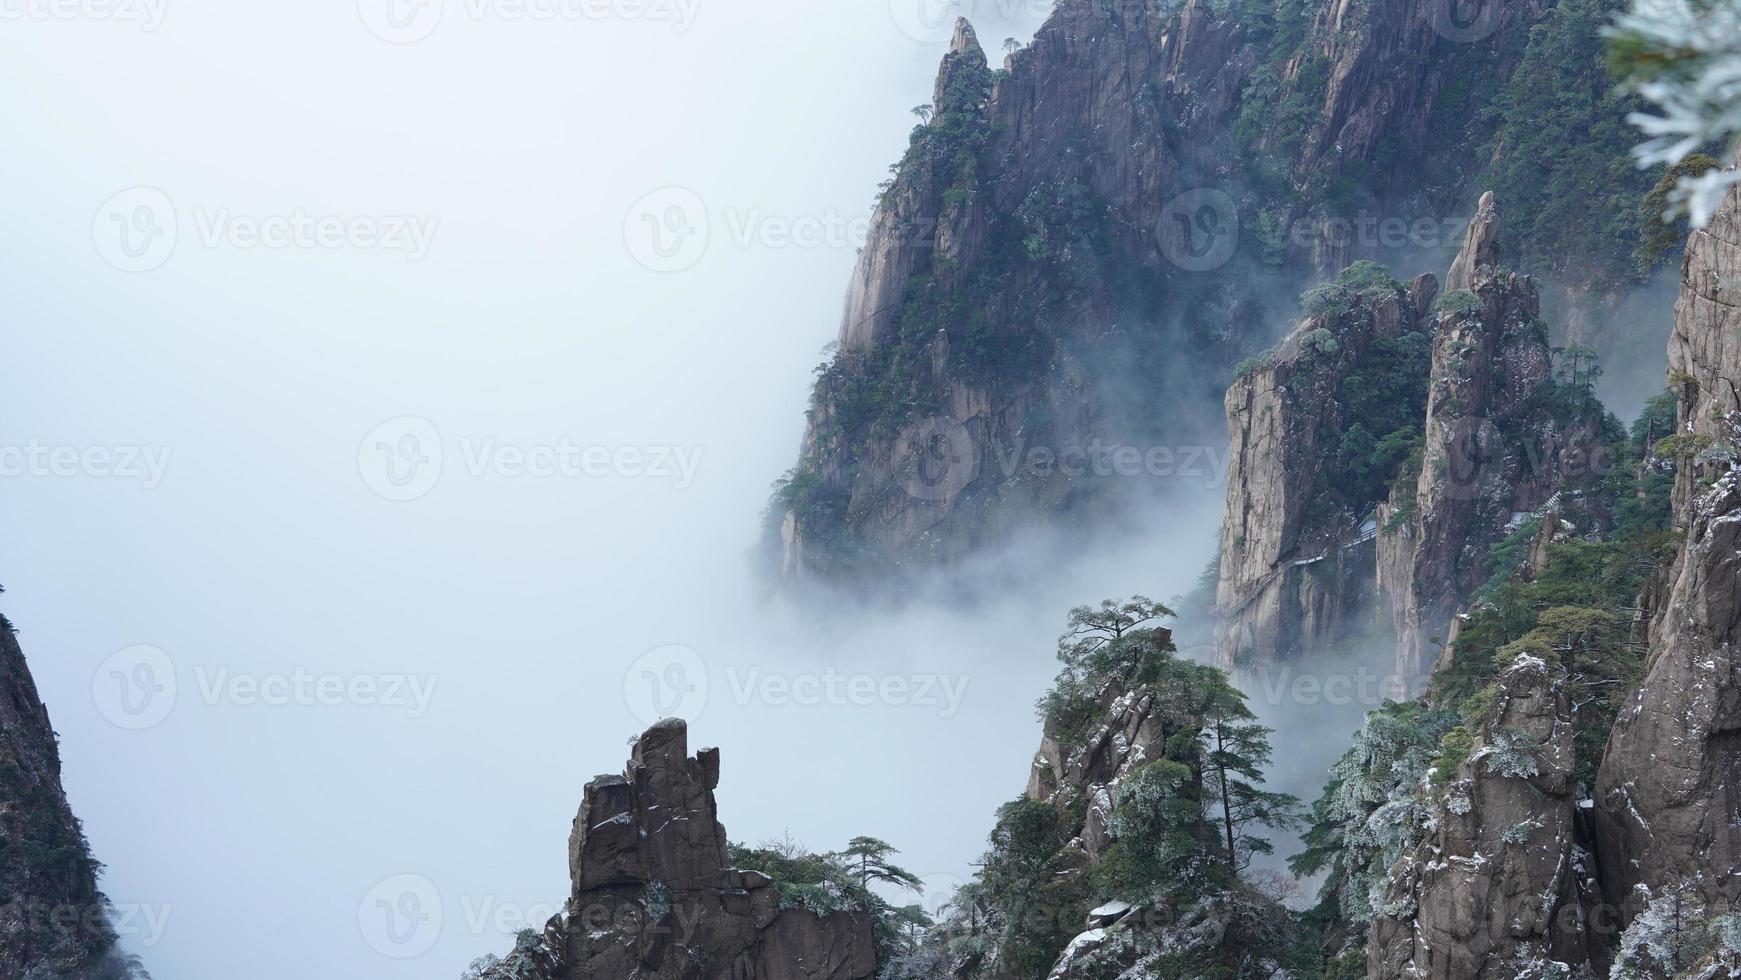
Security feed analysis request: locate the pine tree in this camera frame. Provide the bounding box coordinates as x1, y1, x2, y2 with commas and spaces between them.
1054, 596, 1175, 680
1609, 0, 1741, 224
838, 836, 923, 893
1197, 682, 1304, 872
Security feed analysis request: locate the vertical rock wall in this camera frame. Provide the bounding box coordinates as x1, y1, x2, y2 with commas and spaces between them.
1378, 198, 1609, 681
1216, 285, 1428, 669
1368, 656, 1603, 979
1595, 177, 1741, 923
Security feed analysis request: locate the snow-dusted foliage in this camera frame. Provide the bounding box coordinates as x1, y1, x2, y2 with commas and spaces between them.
1609, 0, 1741, 224
1502, 820, 1536, 846
1612, 886, 1741, 978
459, 929, 549, 980
1292, 702, 1453, 923
1503, 950, 1591, 979
878, 946, 951, 980
1484, 729, 1544, 780
641, 879, 670, 921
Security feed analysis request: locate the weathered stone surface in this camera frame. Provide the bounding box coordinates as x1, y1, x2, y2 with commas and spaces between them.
1596, 175, 1741, 923
1378, 196, 1609, 682
1445, 191, 1500, 293
1014, 630, 1302, 978
486, 720, 875, 980
568, 718, 728, 897
1216, 285, 1424, 668
1370, 655, 1602, 979
1025, 633, 1179, 864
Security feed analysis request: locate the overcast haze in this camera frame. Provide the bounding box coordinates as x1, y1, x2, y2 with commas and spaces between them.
0, 2, 1257, 977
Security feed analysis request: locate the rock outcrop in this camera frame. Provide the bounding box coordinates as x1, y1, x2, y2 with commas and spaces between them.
1378, 200, 1613, 681
1025, 629, 1178, 862
1595, 175, 1741, 924
1444, 191, 1502, 293
1010, 629, 1301, 979
1364, 177, 1741, 980
1369, 655, 1603, 979
1216, 276, 1433, 669
0, 612, 143, 980
477, 719, 875, 980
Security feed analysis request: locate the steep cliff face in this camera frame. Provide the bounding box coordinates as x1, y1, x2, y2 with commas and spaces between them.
1216, 196, 1613, 678
774, 0, 1546, 586
0, 614, 142, 980
1379, 197, 1615, 680
780, 6, 1249, 583
1595, 177, 1741, 925
477, 720, 875, 980
1368, 655, 1605, 979
1215, 272, 1435, 668
1349, 178, 1741, 980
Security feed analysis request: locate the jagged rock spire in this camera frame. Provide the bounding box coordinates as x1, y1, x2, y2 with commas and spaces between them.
949, 17, 982, 58
933, 18, 988, 108
478, 719, 876, 980
1446, 190, 1501, 292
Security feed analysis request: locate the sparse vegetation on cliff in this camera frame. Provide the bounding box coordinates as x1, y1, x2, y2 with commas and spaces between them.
895, 598, 1313, 980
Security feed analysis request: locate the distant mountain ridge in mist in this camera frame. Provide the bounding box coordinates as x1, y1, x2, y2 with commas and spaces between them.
767, 0, 1672, 592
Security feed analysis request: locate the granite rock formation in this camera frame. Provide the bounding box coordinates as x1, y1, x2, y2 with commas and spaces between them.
1216, 273, 1434, 669
775, 0, 1541, 587
1595, 173, 1741, 925
476, 719, 875, 980
1378, 200, 1613, 680
1368, 655, 1605, 979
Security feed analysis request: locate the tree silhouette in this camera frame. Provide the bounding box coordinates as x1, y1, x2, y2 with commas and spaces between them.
838, 836, 923, 893
1197, 679, 1304, 872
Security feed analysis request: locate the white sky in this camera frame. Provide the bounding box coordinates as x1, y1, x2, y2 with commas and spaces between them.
0, 2, 1256, 978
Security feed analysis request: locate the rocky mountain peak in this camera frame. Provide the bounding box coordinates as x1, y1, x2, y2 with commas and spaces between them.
771, 0, 1556, 589
931, 18, 988, 111
481, 719, 875, 980
1216, 273, 1434, 669
948, 17, 981, 58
